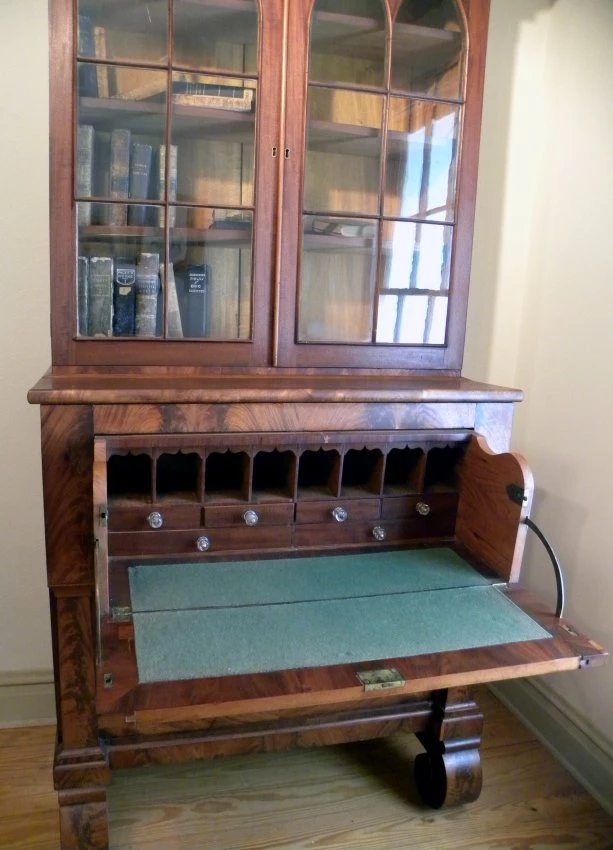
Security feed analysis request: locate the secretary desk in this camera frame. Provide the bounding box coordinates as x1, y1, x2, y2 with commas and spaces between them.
29, 1, 606, 847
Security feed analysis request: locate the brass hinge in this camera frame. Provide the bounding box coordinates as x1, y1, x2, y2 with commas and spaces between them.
357, 668, 406, 692
111, 606, 132, 622
579, 655, 608, 669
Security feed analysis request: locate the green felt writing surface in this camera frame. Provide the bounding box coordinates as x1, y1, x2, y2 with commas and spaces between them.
128, 550, 550, 683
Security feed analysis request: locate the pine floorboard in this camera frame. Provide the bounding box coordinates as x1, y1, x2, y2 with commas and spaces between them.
0, 687, 611, 849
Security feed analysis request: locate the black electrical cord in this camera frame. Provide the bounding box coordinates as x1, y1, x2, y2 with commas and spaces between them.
523, 516, 565, 618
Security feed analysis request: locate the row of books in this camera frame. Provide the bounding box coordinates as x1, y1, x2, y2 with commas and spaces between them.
78, 254, 211, 339
78, 15, 254, 112
77, 125, 177, 228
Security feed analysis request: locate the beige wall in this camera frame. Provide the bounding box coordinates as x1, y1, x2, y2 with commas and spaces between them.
0, 0, 611, 760
0, 0, 51, 674
466, 0, 613, 750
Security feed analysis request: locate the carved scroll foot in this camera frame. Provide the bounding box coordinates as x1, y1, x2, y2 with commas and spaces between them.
414, 687, 484, 808
414, 746, 482, 809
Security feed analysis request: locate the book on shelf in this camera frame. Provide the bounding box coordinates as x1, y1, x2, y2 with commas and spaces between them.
77, 257, 89, 336
92, 130, 110, 224
115, 77, 254, 111
163, 262, 183, 338
127, 142, 153, 226
210, 210, 252, 230
93, 25, 110, 98
106, 129, 131, 226
88, 257, 114, 336
310, 217, 377, 238
112, 257, 137, 336
172, 87, 254, 111
77, 15, 98, 97
135, 253, 161, 336
177, 264, 210, 338
76, 124, 94, 226
148, 144, 177, 228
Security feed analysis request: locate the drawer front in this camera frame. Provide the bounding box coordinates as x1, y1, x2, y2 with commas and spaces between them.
108, 504, 202, 532
109, 526, 293, 558
293, 522, 388, 548
295, 498, 380, 525
376, 513, 457, 543
205, 502, 294, 528
381, 493, 459, 525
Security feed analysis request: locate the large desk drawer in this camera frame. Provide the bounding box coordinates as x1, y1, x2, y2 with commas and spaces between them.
108, 526, 293, 557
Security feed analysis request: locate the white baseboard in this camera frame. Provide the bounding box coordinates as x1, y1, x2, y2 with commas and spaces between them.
490, 678, 613, 815
0, 669, 55, 727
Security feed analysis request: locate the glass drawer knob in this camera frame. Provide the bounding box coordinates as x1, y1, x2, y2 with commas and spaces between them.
416, 501, 431, 517
147, 511, 164, 529
372, 525, 387, 541
196, 535, 211, 552
243, 510, 260, 526
332, 506, 349, 523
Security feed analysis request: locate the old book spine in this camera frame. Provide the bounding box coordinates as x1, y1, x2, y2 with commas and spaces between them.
172, 91, 253, 111
93, 131, 110, 224
76, 124, 94, 226
135, 253, 160, 336
150, 144, 178, 228
77, 256, 89, 336
112, 257, 137, 336
93, 25, 109, 99
107, 129, 131, 225
127, 142, 153, 226
77, 15, 98, 97
88, 257, 114, 336
179, 264, 210, 337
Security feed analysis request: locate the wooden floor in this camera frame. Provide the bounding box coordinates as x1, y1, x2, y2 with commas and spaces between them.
1, 688, 611, 850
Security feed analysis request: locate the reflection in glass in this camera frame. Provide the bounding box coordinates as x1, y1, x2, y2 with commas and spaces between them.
304, 88, 384, 214
174, 0, 258, 75
392, 0, 464, 98
376, 293, 448, 345
381, 220, 452, 292
76, 203, 164, 338
310, 0, 386, 88
299, 215, 378, 343
385, 97, 459, 221
169, 207, 253, 340
77, 1, 168, 66
171, 73, 256, 208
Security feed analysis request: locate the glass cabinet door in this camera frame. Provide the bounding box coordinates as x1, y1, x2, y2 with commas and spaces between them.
278, 0, 476, 370
69, 0, 277, 363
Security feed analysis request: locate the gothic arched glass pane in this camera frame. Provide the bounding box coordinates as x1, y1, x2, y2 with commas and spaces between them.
310, 0, 386, 88
391, 0, 465, 98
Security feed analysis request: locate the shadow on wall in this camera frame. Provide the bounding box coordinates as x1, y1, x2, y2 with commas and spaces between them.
464, 0, 553, 380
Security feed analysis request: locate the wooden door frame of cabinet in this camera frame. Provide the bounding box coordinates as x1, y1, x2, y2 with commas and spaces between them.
276, 0, 491, 371
49, 0, 284, 368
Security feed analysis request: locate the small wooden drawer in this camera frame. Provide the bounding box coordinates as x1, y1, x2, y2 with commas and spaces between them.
108, 504, 203, 532
205, 502, 294, 528
108, 526, 293, 558
293, 522, 386, 548
381, 493, 459, 523
295, 498, 380, 525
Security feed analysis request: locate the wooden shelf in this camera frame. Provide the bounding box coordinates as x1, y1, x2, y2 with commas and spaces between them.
311, 11, 460, 66
79, 224, 252, 245
79, 96, 255, 140
308, 117, 439, 159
